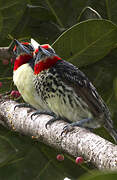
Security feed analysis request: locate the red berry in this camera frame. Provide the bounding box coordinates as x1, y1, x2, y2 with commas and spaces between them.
15, 91, 21, 98
0, 82, 2, 88
11, 90, 21, 98
75, 157, 84, 164
2, 59, 9, 65
56, 154, 64, 161
11, 90, 16, 96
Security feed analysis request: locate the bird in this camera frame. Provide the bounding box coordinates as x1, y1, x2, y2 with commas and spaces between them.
31, 44, 117, 142
12, 39, 117, 142
13, 39, 40, 109
13, 39, 54, 112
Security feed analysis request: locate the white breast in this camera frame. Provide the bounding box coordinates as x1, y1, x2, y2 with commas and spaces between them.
13, 63, 47, 110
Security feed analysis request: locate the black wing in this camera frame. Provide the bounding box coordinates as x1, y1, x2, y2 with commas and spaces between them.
53, 60, 110, 118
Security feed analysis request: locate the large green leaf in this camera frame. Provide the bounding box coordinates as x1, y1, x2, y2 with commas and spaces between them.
78, 7, 102, 22
113, 77, 117, 101
88, 0, 117, 24
30, 0, 88, 28
11, 5, 61, 44
52, 19, 117, 67
0, 11, 3, 33
79, 171, 117, 180
0, 0, 30, 45
31, 0, 117, 28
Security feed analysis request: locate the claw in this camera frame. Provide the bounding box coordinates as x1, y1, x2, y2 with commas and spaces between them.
14, 105, 19, 111
31, 110, 56, 120
61, 124, 74, 136
31, 111, 41, 120
14, 103, 36, 111
14, 104, 24, 110
45, 117, 60, 129
61, 118, 94, 136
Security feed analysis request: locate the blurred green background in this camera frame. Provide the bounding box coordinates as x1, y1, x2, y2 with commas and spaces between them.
0, 0, 117, 179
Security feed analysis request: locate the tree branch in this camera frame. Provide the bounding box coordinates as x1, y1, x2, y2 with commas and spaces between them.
0, 41, 15, 60
0, 99, 117, 170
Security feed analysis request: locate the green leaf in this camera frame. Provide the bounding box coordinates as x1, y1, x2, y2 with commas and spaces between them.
78, 6, 102, 22
0, 135, 17, 167
11, 5, 61, 44
88, 0, 117, 24
79, 171, 117, 180
0, 131, 89, 180
40, 0, 88, 28
0, 11, 3, 33
52, 19, 117, 67
113, 77, 117, 102
27, 5, 56, 22
0, 0, 29, 45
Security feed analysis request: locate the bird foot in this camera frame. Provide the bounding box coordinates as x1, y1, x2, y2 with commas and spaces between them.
45, 116, 61, 129
61, 124, 74, 136
31, 110, 56, 120
14, 103, 36, 111
31, 110, 61, 128
61, 118, 94, 135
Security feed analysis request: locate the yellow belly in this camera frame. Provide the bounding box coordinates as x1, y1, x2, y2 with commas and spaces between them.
13, 63, 45, 110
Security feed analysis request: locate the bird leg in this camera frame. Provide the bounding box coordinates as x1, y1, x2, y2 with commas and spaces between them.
31, 111, 70, 129
61, 118, 94, 135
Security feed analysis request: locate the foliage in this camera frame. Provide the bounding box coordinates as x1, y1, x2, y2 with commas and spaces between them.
79, 171, 117, 180
0, 0, 117, 179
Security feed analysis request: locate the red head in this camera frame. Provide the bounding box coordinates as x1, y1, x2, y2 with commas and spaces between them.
13, 40, 34, 71
34, 45, 61, 75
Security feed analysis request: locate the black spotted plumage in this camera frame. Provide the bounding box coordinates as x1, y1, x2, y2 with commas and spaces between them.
34, 59, 110, 124
52, 60, 110, 120
33, 45, 117, 143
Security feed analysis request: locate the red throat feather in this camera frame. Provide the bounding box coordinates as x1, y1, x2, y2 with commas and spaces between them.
13, 42, 29, 52
14, 54, 32, 71
34, 44, 51, 54
34, 56, 61, 74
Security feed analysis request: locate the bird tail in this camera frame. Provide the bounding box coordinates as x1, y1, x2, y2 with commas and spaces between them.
104, 119, 117, 143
